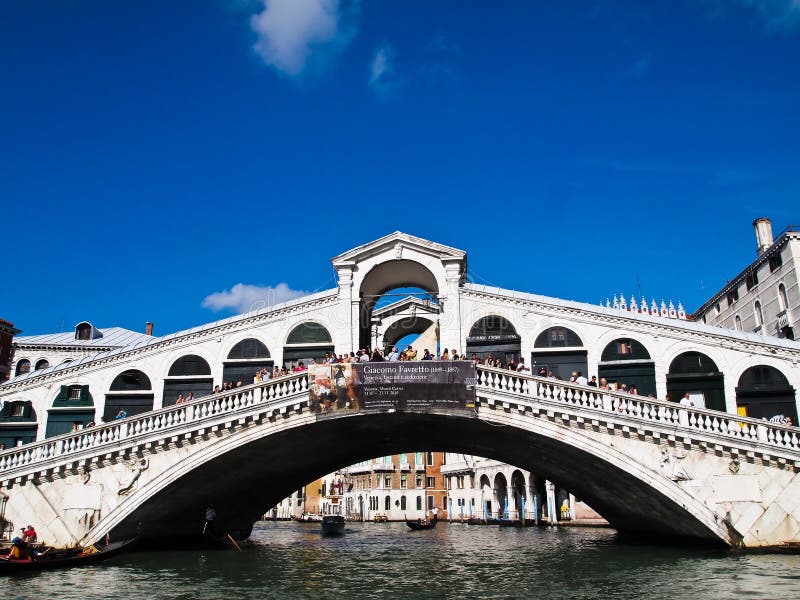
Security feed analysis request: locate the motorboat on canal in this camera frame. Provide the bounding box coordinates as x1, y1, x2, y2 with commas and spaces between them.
321, 515, 346, 536
0, 538, 136, 573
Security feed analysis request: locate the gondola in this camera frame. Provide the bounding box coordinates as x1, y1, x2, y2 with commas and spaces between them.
321, 515, 346, 536
406, 518, 437, 531
0, 538, 136, 573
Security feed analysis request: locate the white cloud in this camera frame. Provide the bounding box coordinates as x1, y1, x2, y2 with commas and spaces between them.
368, 43, 399, 96
710, 0, 800, 32
250, 0, 361, 77
202, 283, 309, 314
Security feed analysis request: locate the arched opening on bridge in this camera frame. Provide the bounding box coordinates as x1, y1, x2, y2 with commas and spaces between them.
0, 400, 37, 447
531, 327, 587, 379
598, 338, 656, 396
46, 385, 94, 437
736, 365, 797, 422
382, 317, 435, 353
466, 316, 521, 366
358, 261, 440, 352
105, 370, 154, 419
34, 359, 50, 371
163, 355, 213, 405
493, 472, 509, 519
14, 359, 30, 376
283, 322, 334, 369
224, 338, 273, 384
667, 352, 725, 411
510, 469, 527, 521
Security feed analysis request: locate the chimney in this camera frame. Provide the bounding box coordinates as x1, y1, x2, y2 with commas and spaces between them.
753, 217, 774, 256
145, 322, 153, 336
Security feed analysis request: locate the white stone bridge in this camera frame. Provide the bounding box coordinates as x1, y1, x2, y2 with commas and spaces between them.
1, 365, 799, 550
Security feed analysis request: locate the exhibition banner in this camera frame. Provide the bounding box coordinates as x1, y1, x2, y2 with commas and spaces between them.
308, 361, 476, 413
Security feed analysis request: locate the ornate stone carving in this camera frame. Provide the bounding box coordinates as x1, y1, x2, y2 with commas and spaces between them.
118, 458, 149, 496
660, 449, 692, 482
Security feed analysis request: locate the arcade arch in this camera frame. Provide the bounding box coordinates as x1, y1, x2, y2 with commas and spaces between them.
223, 338, 272, 384
532, 326, 587, 379
666, 352, 725, 411
34, 359, 50, 371
598, 338, 656, 396
163, 355, 213, 405
283, 322, 334, 368
736, 365, 796, 422
493, 472, 509, 518
466, 315, 521, 365
105, 369, 154, 420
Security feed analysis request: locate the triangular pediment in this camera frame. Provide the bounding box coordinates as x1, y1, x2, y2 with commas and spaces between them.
331, 231, 466, 266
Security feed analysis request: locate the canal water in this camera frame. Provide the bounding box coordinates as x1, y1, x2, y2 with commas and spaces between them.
6, 521, 800, 599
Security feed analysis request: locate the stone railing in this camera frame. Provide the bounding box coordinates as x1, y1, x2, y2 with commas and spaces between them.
475, 365, 800, 454
0, 372, 309, 478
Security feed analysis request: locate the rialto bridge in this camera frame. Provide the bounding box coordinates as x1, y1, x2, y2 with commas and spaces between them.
1, 232, 800, 548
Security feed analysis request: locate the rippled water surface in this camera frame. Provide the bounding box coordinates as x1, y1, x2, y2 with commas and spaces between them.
6, 522, 800, 599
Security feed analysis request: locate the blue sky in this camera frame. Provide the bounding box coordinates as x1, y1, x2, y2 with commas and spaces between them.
2, 1, 798, 337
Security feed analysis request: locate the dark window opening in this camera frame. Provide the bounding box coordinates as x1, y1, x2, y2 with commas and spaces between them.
228, 339, 271, 360
168, 355, 211, 376
287, 323, 332, 344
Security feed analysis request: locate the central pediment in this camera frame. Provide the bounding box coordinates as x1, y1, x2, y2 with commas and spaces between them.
330, 232, 466, 267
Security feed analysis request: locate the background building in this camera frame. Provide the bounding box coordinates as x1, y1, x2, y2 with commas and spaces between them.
0, 319, 20, 383
694, 218, 798, 341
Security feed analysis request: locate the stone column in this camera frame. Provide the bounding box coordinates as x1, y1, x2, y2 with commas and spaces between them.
545, 480, 557, 524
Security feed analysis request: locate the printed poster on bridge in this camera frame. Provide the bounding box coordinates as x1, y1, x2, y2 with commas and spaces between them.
308, 361, 476, 413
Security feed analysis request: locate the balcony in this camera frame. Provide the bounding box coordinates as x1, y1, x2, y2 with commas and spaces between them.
372, 462, 395, 472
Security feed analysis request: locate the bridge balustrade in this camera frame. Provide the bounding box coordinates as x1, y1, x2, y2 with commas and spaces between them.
475, 365, 800, 452
0, 373, 309, 476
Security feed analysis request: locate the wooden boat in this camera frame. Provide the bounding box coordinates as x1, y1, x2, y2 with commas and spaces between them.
0, 538, 136, 573
373, 514, 388, 523
321, 515, 346, 536
406, 518, 437, 531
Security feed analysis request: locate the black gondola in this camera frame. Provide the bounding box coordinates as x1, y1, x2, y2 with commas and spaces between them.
406, 518, 437, 531
321, 515, 346, 536
0, 538, 136, 573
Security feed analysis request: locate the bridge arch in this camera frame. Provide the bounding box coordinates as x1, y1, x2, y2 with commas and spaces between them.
466, 314, 521, 365
532, 325, 587, 379
76, 405, 735, 548
736, 364, 797, 422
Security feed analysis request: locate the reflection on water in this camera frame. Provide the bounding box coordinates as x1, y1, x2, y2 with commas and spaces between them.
6, 522, 800, 599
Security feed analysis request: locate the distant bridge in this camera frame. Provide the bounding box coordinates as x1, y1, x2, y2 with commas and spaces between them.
2, 365, 799, 549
